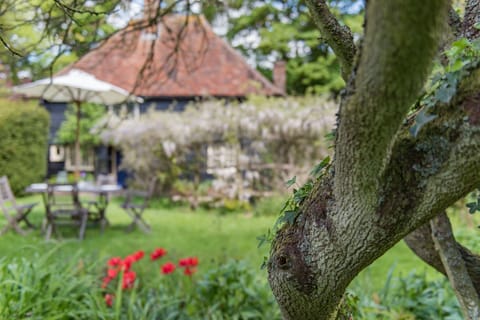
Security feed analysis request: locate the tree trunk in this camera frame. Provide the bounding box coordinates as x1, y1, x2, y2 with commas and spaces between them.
267, 1, 480, 318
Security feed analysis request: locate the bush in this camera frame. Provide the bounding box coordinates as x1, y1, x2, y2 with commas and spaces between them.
0, 98, 49, 194
345, 272, 462, 319
253, 194, 289, 216
0, 247, 106, 319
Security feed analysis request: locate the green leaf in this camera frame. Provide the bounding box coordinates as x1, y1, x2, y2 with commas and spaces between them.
435, 82, 457, 104
283, 210, 298, 225
410, 109, 438, 137
285, 176, 296, 188
310, 156, 331, 178
466, 202, 478, 214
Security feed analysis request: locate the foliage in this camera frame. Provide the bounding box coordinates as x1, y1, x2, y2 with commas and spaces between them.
346, 272, 462, 319
57, 102, 106, 147
215, 0, 364, 95
100, 97, 336, 197
253, 194, 289, 217
193, 260, 281, 319
410, 36, 480, 137
0, 98, 49, 194
0, 247, 107, 319
0, 241, 279, 319
0, 0, 121, 83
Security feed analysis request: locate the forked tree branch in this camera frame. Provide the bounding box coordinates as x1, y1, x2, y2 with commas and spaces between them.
304, 0, 356, 80
334, 0, 449, 210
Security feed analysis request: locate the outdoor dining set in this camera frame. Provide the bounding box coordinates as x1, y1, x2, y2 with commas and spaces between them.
0, 175, 156, 240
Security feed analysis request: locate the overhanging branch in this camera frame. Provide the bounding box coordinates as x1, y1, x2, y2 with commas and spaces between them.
305, 0, 356, 81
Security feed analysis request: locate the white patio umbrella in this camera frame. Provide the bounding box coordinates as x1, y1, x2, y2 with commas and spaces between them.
13, 69, 142, 178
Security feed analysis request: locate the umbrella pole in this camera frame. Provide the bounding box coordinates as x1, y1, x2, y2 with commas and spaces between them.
74, 101, 81, 180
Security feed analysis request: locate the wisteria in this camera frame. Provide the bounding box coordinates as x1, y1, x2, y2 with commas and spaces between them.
99, 97, 337, 198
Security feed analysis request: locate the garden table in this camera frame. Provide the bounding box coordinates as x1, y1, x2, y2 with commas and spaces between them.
25, 182, 123, 231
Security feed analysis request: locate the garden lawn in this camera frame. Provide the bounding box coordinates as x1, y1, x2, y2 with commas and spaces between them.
2, 195, 478, 295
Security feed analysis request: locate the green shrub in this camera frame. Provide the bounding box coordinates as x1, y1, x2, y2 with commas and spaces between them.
193, 260, 280, 319
346, 272, 462, 319
253, 194, 289, 216
0, 98, 49, 194
0, 247, 107, 319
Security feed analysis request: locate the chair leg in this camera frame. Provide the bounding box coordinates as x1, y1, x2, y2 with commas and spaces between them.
134, 213, 151, 233
78, 212, 88, 240
45, 222, 53, 241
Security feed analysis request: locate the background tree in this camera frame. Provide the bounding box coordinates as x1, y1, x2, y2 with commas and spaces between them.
202, 0, 363, 95
0, 0, 120, 84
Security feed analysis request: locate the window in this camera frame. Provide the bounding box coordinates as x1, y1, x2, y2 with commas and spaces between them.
65, 146, 95, 172
49, 145, 65, 162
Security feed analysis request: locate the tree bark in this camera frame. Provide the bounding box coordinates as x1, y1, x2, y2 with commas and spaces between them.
266, 1, 480, 319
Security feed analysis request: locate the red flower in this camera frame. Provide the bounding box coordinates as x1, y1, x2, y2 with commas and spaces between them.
179, 257, 199, 268
150, 248, 167, 261
107, 257, 122, 267
161, 262, 176, 274
188, 257, 199, 267
104, 294, 114, 307
107, 268, 118, 279
133, 250, 145, 262
178, 258, 190, 267
184, 267, 196, 276
121, 256, 135, 271
101, 276, 112, 289
122, 271, 136, 289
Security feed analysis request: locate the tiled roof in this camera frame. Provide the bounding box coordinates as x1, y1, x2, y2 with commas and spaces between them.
60, 15, 283, 98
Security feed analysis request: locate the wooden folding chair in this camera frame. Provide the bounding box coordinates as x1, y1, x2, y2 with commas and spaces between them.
121, 179, 156, 233
45, 183, 88, 240
0, 176, 37, 236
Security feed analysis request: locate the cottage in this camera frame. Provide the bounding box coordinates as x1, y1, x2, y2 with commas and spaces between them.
45, 11, 285, 183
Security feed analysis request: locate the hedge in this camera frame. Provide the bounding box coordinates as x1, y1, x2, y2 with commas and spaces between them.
0, 98, 50, 195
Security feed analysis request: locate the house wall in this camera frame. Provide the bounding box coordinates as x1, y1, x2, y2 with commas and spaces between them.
42, 98, 195, 182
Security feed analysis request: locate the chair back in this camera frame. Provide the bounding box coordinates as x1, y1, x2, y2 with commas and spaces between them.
123, 178, 157, 209
0, 176, 17, 212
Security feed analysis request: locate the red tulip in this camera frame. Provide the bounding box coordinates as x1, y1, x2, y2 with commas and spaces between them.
151, 248, 167, 261
184, 267, 196, 276
107, 257, 122, 267
105, 294, 114, 307
133, 250, 145, 262
122, 271, 136, 289
101, 276, 111, 289
107, 268, 118, 279
161, 262, 176, 274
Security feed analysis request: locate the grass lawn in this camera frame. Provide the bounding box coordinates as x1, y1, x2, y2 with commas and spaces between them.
3, 195, 479, 297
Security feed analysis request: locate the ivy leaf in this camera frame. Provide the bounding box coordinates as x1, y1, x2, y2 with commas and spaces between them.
285, 176, 296, 188
475, 22, 480, 30
260, 256, 268, 270
410, 109, 438, 137
435, 82, 457, 103
310, 156, 331, 178
466, 202, 479, 214
283, 210, 298, 225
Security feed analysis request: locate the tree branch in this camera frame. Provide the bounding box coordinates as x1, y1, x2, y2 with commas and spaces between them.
430, 212, 480, 319
405, 222, 480, 295
304, 0, 356, 81
334, 0, 449, 211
